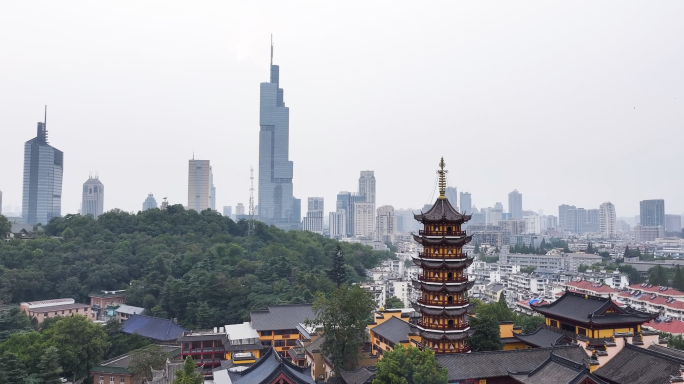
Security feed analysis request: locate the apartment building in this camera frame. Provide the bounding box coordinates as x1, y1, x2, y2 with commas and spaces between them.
20, 298, 94, 323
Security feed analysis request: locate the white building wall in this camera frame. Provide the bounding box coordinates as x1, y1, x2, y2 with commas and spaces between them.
354, 202, 375, 238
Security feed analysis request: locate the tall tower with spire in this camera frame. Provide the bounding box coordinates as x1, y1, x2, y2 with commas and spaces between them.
411, 158, 474, 354
258, 37, 300, 230
22, 106, 64, 225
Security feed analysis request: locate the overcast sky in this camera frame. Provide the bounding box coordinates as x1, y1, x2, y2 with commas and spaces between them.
1, 1, 683, 219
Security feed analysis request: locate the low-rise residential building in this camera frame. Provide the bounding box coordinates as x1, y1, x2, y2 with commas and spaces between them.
178, 329, 228, 376
483, 283, 505, 302
115, 304, 144, 322
90, 290, 127, 320
250, 304, 316, 358
90, 345, 180, 384
560, 280, 620, 298
20, 298, 94, 323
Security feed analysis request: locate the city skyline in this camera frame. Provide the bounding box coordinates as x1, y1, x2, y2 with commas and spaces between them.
1, 2, 683, 218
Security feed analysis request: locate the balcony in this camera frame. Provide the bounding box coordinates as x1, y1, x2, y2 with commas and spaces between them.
417, 298, 469, 307
430, 346, 470, 354
419, 230, 467, 237
417, 320, 469, 331
418, 275, 469, 283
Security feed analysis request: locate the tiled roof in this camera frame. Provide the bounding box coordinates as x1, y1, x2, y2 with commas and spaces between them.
91, 345, 180, 375
644, 319, 684, 334
509, 354, 608, 384
435, 345, 589, 382
250, 304, 315, 331
513, 328, 569, 348
121, 314, 187, 342
370, 316, 412, 345
626, 294, 684, 310
648, 344, 684, 360
26, 303, 90, 313
594, 342, 684, 384
225, 347, 314, 384
564, 281, 619, 294
115, 304, 144, 315
304, 336, 325, 356
339, 366, 376, 384
628, 284, 684, 296
532, 291, 655, 325
414, 198, 470, 222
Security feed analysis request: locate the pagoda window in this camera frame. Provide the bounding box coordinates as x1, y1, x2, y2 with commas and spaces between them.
447, 296, 453, 303
447, 227, 453, 235
447, 272, 453, 281
448, 319, 454, 327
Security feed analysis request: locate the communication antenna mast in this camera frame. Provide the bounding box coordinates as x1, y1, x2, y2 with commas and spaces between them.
248, 166, 255, 236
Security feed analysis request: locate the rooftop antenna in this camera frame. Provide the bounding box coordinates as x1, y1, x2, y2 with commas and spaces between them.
44, 105, 47, 128
248, 166, 255, 236
270, 34, 273, 67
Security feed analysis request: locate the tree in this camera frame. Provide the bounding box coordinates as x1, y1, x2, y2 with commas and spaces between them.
37, 346, 63, 384
373, 345, 447, 384
46, 316, 109, 380
102, 320, 151, 359
468, 315, 502, 351
0, 352, 27, 384
128, 344, 169, 382
328, 244, 347, 287
0, 215, 11, 239
0, 307, 33, 342
649, 266, 668, 286
514, 315, 545, 333
674, 266, 684, 291
61, 227, 75, 240
173, 356, 203, 384
497, 291, 506, 307
385, 296, 405, 309
308, 285, 376, 372
624, 245, 630, 258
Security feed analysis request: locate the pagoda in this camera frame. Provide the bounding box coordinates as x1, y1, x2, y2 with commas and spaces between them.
411, 158, 475, 354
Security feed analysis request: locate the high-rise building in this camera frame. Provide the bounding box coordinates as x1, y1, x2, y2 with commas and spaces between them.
665, 214, 682, 233
634, 225, 665, 242
508, 190, 523, 220
337, 191, 366, 237
22, 113, 63, 226
143, 194, 157, 211
359, 171, 376, 203
329, 210, 347, 239
81, 176, 104, 218
223, 206, 232, 218
354, 202, 375, 238
640, 199, 665, 227
459, 192, 471, 214
302, 197, 324, 234
235, 203, 245, 216
445, 187, 457, 208
188, 159, 212, 212
210, 173, 216, 211
599, 202, 616, 238
376, 205, 397, 243
258, 42, 298, 230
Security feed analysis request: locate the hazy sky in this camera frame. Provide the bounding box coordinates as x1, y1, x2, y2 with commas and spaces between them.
1, 1, 683, 219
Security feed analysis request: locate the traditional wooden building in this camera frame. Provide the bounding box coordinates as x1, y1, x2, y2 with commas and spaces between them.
411, 158, 475, 354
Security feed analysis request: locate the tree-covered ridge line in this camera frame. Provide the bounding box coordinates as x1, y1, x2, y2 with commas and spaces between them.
0, 207, 393, 327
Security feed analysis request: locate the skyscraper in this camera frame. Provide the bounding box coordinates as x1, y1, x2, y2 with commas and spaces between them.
188, 159, 212, 212
142, 194, 157, 211
640, 199, 665, 227
354, 202, 375, 238
307, 197, 324, 213
358, 171, 376, 203
81, 176, 104, 218
337, 191, 366, 237
376, 205, 397, 242
445, 187, 457, 207
258, 41, 298, 230
235, 203, 245, 216
665, 214, 682, 232
508, 189, 523, 220
599, 202, 616, 238
22, 110, 63, 225
459, 192, 472, 214
302, 197, 324, 234
223, 206, 232, 218
210, 173, 216, 211
329, 210, 347, 239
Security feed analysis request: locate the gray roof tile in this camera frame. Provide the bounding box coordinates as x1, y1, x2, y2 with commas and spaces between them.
250, 304, 315, 331
370, 316, 412, 345
594, 342, 684, 384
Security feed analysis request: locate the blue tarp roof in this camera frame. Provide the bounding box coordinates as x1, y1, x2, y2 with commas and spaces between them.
121, 314, 187, 342
528, 299, 541, 305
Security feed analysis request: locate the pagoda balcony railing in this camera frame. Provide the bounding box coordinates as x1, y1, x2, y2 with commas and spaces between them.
417, 320, 470, 331
417, 252, 468, 260
418, 230, 467, 237
417, 298, 469, 307
418, 275, 469, 283
429, 346, 470, 354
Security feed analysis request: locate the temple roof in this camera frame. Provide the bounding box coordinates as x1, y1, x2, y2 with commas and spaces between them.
508, 353, 608, 384
513, 327, 573, 348
414, 197, 471, 223
594, 342, 684, 384
417, 328, 474, 341
531, 290, 656, 326
413, 306, 469, 317
225, 347, 314, 384
412, 280, 475, 294
412, 257, 474, 269
412, 234, 472, 246
370, 316, 413, 345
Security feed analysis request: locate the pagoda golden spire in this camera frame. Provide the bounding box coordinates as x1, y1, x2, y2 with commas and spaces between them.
438, 157, 447, 199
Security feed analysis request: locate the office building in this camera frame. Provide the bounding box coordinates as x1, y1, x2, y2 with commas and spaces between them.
508, 190, 523, 220
634, 225, 665, 242
599, 202, 617, 238
354, 202, 375, 238
210, 174, 216, 211
523, 213, 542, 234
640, 199, 665, 227
376, 205, 397, 243
235, 203, 245, 216
329, 210, 347, 239
302, 197, 324, 234
359, 171, 376, 203
81, 176, 104, 218
445, 187, 457, 208
337, 191, 367, 237
665, 214, 682, 233
258, 43, 298, 230
459, 192, 471, 214
223, 206, 232, 219
22, 114, 63, 226
188, 159, 212, 212
142, 194, 157, 211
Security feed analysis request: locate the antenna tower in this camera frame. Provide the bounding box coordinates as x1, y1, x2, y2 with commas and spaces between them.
248, 166, 255, 236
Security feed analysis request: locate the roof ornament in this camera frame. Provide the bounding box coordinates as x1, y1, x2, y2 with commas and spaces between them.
437, 157, 447, 199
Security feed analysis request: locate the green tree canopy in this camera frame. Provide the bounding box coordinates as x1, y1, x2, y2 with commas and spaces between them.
327, 244, 348, 288
372, 345, 447, 384
308, 285, 376, 372
37, 346, 63, 384
45, 316, 109, 379
0, 351, 27, 383
172, 356, 203, 384
468, 315, 502, 352
0, 215, 11, 240
0, 307, 33, 343
128, 344, 169, 382
385, 296, 405, 309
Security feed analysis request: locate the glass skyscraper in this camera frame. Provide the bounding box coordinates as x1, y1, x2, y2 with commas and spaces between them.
258, 43, 300, 230
22, 120, 63, 225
